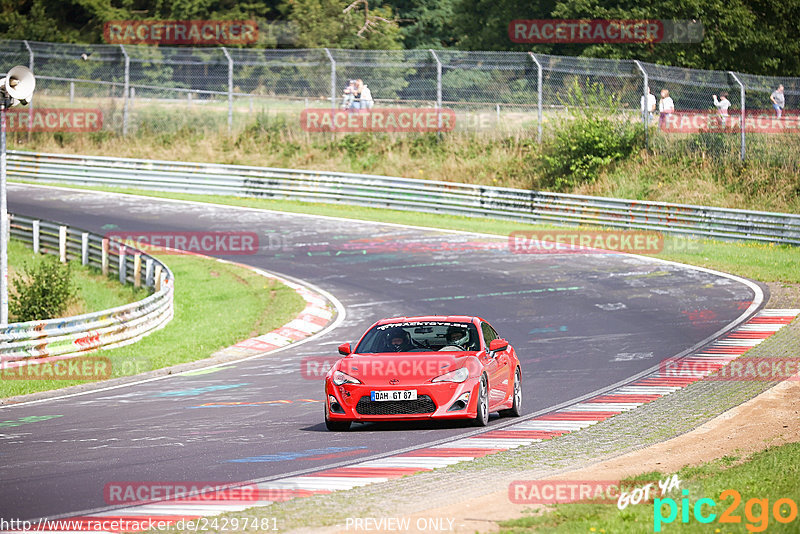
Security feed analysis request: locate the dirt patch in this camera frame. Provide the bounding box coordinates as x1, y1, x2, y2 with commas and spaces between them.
765, 281, 800, 309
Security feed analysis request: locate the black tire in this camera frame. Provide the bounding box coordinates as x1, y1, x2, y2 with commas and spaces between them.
325, 416, 351, 431
500, 367, 522, 418
473, 375, 489, 427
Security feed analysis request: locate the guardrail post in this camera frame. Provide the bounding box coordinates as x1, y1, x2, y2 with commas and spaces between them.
118, 246, 126, 284
634, 60, 649, 149
81, 232, 89, 265
221, 47, 234, 133
59, 226, 67, 263
154, 264, 162, 291
32, 220, 39, 253
145, 257, 154, 287
101, 238, 109, 276
729, 71, 746, 161
528, 53, 543, 143
133, 253, 142, 288
120, 44, 130, 136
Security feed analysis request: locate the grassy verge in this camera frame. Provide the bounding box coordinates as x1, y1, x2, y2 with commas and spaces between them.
11, 180, 800, 284
0, 251, 306, 398
498, 442, 800, 533
8, 237, 148, 320
11, 110, 800, 213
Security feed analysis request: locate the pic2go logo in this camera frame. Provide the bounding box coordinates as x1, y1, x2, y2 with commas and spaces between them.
654, 489, 798, 532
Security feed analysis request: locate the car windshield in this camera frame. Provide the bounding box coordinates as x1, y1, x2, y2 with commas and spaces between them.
355, 321, 480, 354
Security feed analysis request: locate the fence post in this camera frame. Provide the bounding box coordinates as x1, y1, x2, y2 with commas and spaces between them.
633, 60, 649, 149
221, 47, 233, 133
119, 246, 126, 284
32, 220, 39, 253
133, 253, 142, 288
120, 45, 130, 136
59, 226, 67, 263
729, 71, 746, 161
528, 52, 543, 143
101, 238, 109, 276
154, 264, 162, 291
324, 48, 336, 136
23, 40, 33, 140
429, 50, 442, 130
145, 258, 154, 287
81, 232, 89, 265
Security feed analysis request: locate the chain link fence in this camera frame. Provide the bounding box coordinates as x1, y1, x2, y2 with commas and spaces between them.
2, 39, 798, 161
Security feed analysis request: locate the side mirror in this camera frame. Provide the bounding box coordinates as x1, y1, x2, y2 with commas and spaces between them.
489, 339, 509, 353
338, 343, 352, 356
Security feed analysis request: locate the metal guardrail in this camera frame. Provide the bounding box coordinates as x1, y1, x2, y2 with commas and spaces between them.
7, 150, 800, 246
1, 213, 174, 363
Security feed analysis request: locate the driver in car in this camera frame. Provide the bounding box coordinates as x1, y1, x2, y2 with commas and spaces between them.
386, 328, 413, 352
444, 325, 469, 348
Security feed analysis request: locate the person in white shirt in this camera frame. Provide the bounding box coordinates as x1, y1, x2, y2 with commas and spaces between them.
712, 91, 731, 127
641, 88, 656, 123
658, 89, 674, 128
359, 80, 374, 110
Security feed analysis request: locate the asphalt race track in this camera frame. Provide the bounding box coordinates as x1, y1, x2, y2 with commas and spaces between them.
1, 184, 762, 521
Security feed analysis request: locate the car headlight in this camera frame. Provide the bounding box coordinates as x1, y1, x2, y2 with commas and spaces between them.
332, 370, 362, 385
431, 367, 469, 383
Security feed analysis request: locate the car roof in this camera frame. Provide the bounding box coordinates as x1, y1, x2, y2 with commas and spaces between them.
376, 315, 482, 325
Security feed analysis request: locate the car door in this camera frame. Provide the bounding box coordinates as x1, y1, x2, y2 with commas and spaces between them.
481, 322, 510, 408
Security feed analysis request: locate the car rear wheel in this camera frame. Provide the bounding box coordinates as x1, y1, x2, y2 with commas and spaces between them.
473, 375, 489, 427
325, 415, 351, 431
500, 367, 522, 418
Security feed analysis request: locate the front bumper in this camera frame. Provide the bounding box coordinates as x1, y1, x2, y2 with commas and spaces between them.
325, 378, 480, 422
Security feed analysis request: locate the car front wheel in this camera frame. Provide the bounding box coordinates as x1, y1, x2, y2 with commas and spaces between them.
473, 375, 489, 427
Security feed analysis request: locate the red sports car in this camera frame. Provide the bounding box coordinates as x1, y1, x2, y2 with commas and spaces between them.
324, 316, 522, 431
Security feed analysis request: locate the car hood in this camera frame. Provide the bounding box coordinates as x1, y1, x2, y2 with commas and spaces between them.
335, 352, 477, 385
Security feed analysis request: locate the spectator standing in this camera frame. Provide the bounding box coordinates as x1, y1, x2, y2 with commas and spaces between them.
641, 87, 656, 123
771, 84, 785, 118
342, 80, 355, 110
658, 89, 674, 128
713, 91, 731, 127
351, 80, 362, 111
360, 81, 374, 110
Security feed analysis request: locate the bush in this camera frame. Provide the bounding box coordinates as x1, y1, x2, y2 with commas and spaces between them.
10, 256, 77, 322
538, 80, 644, 190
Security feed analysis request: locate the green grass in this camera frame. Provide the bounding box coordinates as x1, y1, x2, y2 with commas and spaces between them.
0, 251, 306, 398
8, 238, 148, 321
498, 442, 800, 533
11, 180, 800, 284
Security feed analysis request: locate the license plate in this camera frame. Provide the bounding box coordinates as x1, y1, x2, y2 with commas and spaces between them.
370, 389, 418, 402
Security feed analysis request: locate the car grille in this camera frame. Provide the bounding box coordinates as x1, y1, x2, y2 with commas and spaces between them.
356, 395, 436, 415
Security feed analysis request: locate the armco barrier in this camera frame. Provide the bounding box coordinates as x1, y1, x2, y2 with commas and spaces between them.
1, 214, 174, 363
7, 150, 800, 246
